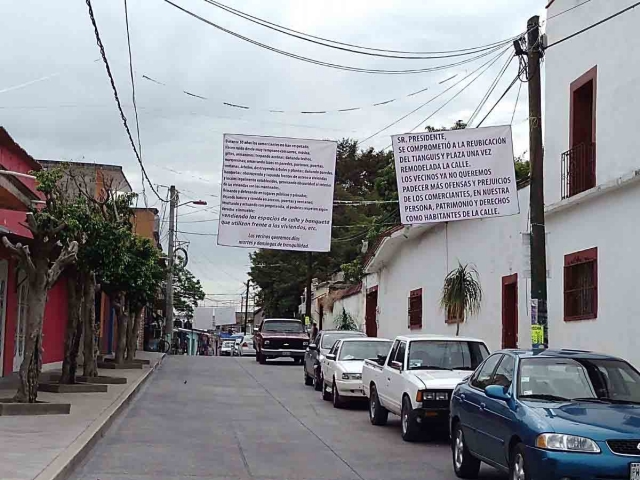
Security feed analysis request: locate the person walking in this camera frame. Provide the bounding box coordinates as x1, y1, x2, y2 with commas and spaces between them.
310, 322, 318, 341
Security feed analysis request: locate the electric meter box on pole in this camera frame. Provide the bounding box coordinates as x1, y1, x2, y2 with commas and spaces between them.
218, 134, 337, 252
391, 125, 519, 225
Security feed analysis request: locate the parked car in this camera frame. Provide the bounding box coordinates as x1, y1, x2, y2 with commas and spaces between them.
254, 318, 309, 364
362, 334, 489, 441
220, 340, 236, 356
450, 349, 640, 480
304, 329, 366, 391
238, 335, 256, 356
321, 337, 392, 408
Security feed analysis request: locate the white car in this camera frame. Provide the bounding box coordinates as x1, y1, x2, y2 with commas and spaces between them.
221, 340, 236, 356
238, 335, 256, 356
362, 334, 490, 441
321, 337, 393, 408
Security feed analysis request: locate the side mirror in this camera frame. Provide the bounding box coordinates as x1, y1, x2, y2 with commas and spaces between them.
485, 385, 511, 401
308, 343, 317, 351
326, 353, 336, 361
391, 360, 403, 371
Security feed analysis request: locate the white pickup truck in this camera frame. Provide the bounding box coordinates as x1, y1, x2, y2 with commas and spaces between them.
362, 334, 490, 442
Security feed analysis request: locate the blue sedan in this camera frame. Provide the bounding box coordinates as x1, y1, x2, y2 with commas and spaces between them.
450, 349, 640, 480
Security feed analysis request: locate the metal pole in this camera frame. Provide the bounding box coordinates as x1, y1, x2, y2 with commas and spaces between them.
305, 252, 313, 327
243, 280, 250, 334
165, 185, 177, 343
527, 16, 548, 349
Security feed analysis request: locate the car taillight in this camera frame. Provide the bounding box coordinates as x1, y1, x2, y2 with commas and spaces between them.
243, 343, 248, 347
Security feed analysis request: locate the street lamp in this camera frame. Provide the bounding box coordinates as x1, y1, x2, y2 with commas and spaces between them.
179, 199, 208, 207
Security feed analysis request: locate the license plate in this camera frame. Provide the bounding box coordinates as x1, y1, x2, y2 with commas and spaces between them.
630, 463, 640, 480
280, 351, 290, 356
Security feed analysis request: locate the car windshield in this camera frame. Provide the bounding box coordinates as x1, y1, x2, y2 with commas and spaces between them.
339, 341, 392, 361
407, 340, 489, 370
321, 332, 364, 349
262, 321, 304, 333
518, 357, 640, 403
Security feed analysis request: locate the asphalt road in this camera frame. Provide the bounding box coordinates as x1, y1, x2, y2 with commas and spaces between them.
70, 355, 507, 480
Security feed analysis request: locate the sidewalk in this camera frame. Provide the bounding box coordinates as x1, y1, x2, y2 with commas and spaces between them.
0, 351, 164, 480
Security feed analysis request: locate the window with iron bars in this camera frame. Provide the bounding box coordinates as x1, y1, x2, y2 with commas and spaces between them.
564, 247, 598, 321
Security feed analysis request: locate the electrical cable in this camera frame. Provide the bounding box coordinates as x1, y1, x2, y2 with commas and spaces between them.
511, 80, 523, 125
162, 0, 512, 75
546, 1, 640, 49
84, 0, 166, 203
475, 74, 520, 128
467, 53, 515, 126
201, 0, 521, 60
358, 45, 511, 144
547, 0, 594, 21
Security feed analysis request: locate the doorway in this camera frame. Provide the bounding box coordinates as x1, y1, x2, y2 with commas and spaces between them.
365, 287, 378, 337
0, 261, 7, 376
502, 274, 518, 349
13, 269, 28, 372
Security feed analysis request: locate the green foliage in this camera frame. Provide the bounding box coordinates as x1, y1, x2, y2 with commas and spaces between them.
335, 308, 358, 331
341, 257, 364, 285
440, 262, 483, 335
126, 236, 165, 311
515, 156, 531, 183
173, 263, 205, 320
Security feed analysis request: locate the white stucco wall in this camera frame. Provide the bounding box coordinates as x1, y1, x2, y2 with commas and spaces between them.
545, 0, 640, 204
368, 187, 531, 353
331, 293, 365, 332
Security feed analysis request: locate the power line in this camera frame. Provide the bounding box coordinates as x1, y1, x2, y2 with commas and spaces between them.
467, 53, 515, 126
476, 74, 520, 128
511, 80, 523, 125
142, 71, 461, 115
358, 46, 511, 144
546, 1, 640, 49
201, 0, 520, 60
547, 0, 594, 21
162, 0, 512, 75
84, 0, 165, 203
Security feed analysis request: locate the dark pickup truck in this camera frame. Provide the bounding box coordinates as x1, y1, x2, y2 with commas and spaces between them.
255, 318, 309, 364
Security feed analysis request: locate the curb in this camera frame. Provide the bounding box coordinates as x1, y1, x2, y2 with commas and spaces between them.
33, 354, 166, 480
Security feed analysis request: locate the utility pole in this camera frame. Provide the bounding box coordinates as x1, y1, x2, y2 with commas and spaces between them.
165, 185, 177, 343
243, 280, 250, 334
305, 252, 313, 328
526, 16, 548, 349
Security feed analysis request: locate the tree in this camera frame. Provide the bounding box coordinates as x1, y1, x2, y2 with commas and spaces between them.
124, 236, 164, 362
1, 169, 78, 402
515, 156, 531, 183
439, 262, 483, 336
335, 308, 358, 331
173, 263, 205, 322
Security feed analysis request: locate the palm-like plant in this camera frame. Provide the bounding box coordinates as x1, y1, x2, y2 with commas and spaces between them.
440, 262, 483, 336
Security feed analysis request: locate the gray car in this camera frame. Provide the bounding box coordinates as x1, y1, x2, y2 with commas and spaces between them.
303, 330, 366, 391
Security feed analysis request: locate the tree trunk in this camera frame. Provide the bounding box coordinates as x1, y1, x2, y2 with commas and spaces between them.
14, 273, 48, 403
112, 292, 128, 364
82, 273, 99, 378
126, 306, 143, 362
60, 269, 84, 384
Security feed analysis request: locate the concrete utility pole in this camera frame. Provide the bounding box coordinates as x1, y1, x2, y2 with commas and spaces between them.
305, 252, 313, 327
526, 16, 548, 349
165, 185, 178, 342
243, 280, 250, 334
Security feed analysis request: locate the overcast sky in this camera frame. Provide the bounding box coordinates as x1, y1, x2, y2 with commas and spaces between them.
0, 0, 545, 309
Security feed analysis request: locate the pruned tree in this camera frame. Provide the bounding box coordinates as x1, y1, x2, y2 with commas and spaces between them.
440, 262, 483, 336
1, 169, 78, 402
335, 308, 358, 331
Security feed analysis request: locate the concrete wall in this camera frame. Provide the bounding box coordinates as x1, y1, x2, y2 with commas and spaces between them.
545, 0, 640, 204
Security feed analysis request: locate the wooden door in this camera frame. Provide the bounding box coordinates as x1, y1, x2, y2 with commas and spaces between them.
501, 274, 518, 349
365, 288, 378, 337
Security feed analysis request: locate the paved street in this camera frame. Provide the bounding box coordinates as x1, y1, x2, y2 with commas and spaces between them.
70, 356, 506, 480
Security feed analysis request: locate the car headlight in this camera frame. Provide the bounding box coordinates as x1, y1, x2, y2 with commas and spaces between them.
535, 434, 601, 453
416, 390, 448, 402
341, 373, 362, 380
264, 340, 270, 345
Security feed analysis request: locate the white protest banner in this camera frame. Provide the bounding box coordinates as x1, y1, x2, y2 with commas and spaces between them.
391, 125, 519, 225
218, 134, 337, 252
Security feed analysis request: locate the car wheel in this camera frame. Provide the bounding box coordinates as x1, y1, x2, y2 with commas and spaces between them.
313, 368, 322, 391
452, 422, 480, 479
322, 378, 332, 401
510, 443, 530, 480
304, 368, 313, 386
401, 396, 420, 442
369, 385, 388, 426
332, 379, 345, 408
258, 353, 266, 364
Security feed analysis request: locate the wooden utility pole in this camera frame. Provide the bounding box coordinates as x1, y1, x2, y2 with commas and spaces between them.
243, 280, 250, 333
527, 16, 548, 349
305, 252, 313, 328
165, 185, 177, 343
